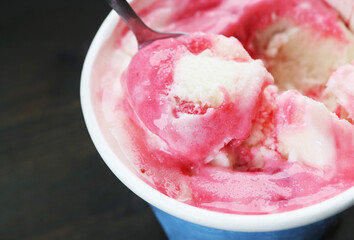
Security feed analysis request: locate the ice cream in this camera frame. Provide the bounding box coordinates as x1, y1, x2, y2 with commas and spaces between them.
92, 0, 354, 214
326, 64, 354, 120
122, 33, 272, 167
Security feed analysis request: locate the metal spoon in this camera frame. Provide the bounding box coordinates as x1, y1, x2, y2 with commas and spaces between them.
106, 0, 185, 48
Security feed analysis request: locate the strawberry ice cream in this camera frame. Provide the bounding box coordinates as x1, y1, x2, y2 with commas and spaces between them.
326, 64, 354, 120
122, 33, 272, 167
92, 0, 354, 214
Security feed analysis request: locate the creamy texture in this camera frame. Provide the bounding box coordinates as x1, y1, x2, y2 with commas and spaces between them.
326, 64, 354, 120
325, 0, 354, 31
122, 33, 272, 166
92, 0, 354, 214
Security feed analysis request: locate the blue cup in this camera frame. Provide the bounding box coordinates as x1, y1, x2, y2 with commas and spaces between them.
151, 206, 338, 240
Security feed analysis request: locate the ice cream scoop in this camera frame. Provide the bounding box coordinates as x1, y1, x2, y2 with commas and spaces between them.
122, 32, 273, 167
105, 0, 184, 48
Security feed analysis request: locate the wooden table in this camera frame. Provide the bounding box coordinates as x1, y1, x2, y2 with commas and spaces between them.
1, 1, 353, 239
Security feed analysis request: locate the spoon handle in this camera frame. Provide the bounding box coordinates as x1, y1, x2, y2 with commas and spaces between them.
105, 0, 184, 48
106, 0, 147, 33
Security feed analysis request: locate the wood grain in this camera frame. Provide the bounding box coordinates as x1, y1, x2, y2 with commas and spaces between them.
0, 1, 166, 239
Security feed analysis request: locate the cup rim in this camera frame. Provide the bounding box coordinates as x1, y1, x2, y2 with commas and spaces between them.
80, 10, 354, 232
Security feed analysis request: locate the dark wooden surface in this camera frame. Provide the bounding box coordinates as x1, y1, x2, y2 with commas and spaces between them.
1, 1, 353, 239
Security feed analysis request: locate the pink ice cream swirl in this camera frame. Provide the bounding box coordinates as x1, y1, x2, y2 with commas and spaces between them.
121, 32, 273, 168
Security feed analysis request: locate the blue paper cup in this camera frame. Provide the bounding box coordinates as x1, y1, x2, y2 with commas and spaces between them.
151, 206, 339, 240
81, 9, 354, 240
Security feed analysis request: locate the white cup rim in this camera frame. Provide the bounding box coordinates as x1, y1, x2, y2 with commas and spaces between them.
80, 10, 354, 232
